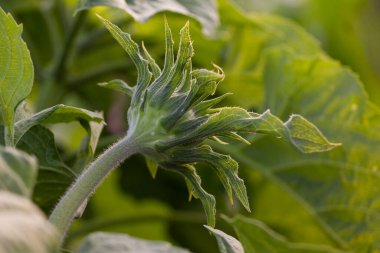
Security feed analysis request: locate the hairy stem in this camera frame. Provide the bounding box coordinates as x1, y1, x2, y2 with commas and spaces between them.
49, 134, 140, 241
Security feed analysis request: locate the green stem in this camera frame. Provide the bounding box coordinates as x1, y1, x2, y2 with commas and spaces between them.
49, 134, 141, 241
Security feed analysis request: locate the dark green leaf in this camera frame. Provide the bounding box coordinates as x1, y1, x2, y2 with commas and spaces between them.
17, 126, 76, 213
0, 146, 37, 197
163, 164, 216, 227
170, 145, 250, 212
14, 104, 104, 144
77, 0, 219, 35
204, 225, 244, 253
0, 7, 33, 146
77, 232, 191, 253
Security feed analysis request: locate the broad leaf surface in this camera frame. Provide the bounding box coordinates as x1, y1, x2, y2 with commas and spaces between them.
0, 7, 33, 146
77, 232, 191, 253
16, 126, 76, 213
0, 145, 37, 197
224, 215, 345, 253
14, 104, 104, 144
213, 5, 380, 251
77, 0, 219, 35
0, 191, 58, 253
205, 225, 243, 253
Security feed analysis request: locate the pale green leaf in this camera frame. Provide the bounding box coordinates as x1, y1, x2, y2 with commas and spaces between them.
77, 232, 191, 253
98, 79, 134, 96
224, 215, 346, 253
144, 155, 159, 178
77, 0, 219, 35
0, 191, 58, 253
0, 146, 37, 197
285, 114, 341, 153
259, 47, 380, 252
142, 42, 161, 79
216, 42, 380, 252
0, 7, 33, 146
14, 104, 104, 144
204, 225, 244, 253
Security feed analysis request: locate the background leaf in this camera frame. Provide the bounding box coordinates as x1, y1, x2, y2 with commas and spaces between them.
77, 0, 219, 35
205, 225, 244, 253
0, 191, 59, 253
214, 15, 380, 253
0, 6, 33, 146
77, 232, 191, 253
224, 215, 345, 253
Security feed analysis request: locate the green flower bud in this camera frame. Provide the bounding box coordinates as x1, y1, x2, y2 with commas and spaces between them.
98, 16, 340, 227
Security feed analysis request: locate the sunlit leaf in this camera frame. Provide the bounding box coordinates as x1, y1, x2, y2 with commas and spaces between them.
0, 7, 33, 146
14, 104, 104, 144
224, 215, 345, 253
216, 38, 380, 253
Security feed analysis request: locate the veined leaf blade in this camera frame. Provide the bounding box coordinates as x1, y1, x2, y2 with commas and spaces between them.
77, 0, 219, 35
0, 7, 33, 146
14, 104, 104, 144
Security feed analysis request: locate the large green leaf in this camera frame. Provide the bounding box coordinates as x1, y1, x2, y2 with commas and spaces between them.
216, 42, 380, 253
14, 104, 104, 144
0, 191, 58, 253
0, 145, 37, 197
205, 225, 244, 253
0, 6, 33, 146
257, 47, 380, 252
16, 126, 76, 213
77, 0, 219, 35
224, 215, 345, 253
209, 2, 380, 252
77, 232, 191, 253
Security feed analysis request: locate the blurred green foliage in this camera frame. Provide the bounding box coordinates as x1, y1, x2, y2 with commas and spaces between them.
1, 0, 380, 252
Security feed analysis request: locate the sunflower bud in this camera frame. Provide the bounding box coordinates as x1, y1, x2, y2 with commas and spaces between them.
98, 16, 340, 227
